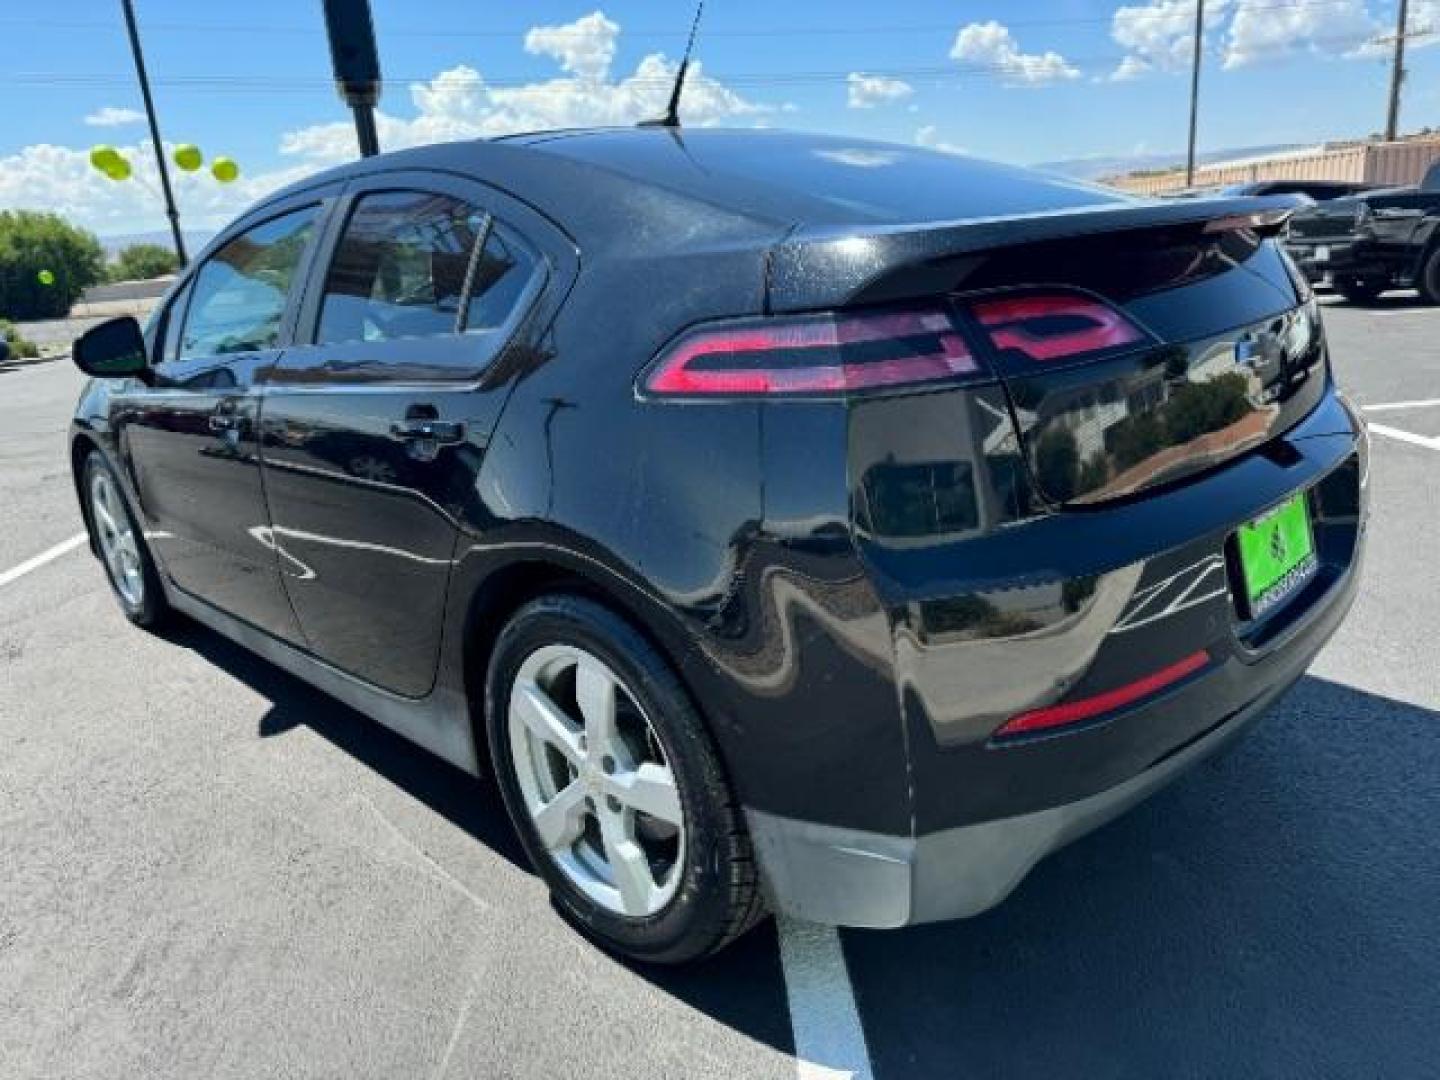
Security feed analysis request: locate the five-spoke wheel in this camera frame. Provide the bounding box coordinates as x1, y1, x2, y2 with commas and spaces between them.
488, 595, 765, 963
89, 467, 145, 608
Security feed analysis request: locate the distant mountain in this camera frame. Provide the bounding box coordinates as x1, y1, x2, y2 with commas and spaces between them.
1033, 143, 1310, 181
98, 230, 214, 257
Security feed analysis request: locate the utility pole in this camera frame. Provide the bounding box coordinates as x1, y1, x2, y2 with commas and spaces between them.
120, 0, 186, 267
1385, 0, 1410, 141
1185, 0, 1204, 187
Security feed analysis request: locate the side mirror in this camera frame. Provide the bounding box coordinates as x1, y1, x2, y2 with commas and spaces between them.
73, 316, 149, 379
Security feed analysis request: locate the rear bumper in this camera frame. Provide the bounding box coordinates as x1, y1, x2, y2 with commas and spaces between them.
1284, 237, 1397, 283
746, 530, 1361, 928
746, 389, 1367, 928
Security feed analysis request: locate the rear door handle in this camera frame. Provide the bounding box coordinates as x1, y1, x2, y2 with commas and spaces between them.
389, 418, 465, 444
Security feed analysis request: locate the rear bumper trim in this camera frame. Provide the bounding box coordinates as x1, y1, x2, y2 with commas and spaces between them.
746, 678, 1281, 928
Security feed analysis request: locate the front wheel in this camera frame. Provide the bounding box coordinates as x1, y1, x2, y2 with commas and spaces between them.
1417, 248, 1440, 305
82, 452, 168, 629
486, 594, 765, 963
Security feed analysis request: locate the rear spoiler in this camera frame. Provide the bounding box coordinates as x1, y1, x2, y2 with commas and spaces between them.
766, 194, 1305, 313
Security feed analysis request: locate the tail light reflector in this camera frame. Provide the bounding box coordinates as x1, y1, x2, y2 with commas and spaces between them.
642, 307, 980, 397
967, 291, 1149, 364
993, 649, 1211, 741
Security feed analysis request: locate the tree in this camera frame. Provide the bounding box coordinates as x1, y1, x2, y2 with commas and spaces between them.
109, 243, 178, 283
0, 211, 105, 320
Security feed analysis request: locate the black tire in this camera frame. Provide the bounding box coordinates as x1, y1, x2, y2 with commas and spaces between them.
486, 594, 765, 964
1417, 247, 1440, 305
1333, 274, 1387, 304
81, 451, 169, 629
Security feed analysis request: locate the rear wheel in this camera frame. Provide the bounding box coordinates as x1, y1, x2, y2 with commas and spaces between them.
83, 452, 168, 628
486, 594, 764, 963
1333, 274, 1387, 304
1417, 248, 1440, 305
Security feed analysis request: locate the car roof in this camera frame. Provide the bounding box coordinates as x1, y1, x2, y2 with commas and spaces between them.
259, 127, 1129, 251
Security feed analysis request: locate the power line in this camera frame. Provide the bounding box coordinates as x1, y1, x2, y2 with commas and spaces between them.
0, 0, 1414, 40
2, 29, 1417, 95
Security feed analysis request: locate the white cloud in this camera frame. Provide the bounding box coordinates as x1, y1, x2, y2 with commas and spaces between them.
524, 10, 619, 81
1110, 0, 1231, 77
915, 125, 967, 155
1109, 55, 1153, 82
277, 11, 767, 170
1, 11, 769, 235
1110, 0, 1406, 75
84, 106, 146, 128
951, 21, 1080, 86
0, 141, 308, 236
1417, 0, 1440, 41
846, 72, 914, 109
1225, 0, 1378, 67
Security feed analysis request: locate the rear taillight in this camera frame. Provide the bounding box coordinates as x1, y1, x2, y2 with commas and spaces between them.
641, 307, 979, 397
967, 290, 1149, 365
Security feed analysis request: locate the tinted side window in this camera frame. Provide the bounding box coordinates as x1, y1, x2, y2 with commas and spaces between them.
180, 207, 318, 359
317, 192, 485, 345
463, 224, 540, 332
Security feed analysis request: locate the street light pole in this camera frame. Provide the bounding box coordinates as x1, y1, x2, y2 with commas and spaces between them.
1185, 0, 1205, 187
119, 0, 186, 267
1385, 0, 1410, 141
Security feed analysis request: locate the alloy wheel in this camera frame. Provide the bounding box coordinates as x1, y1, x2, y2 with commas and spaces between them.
89, 470, 144, 608
507, 644, 686, 919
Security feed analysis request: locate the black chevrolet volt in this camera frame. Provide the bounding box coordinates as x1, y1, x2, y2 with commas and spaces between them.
70, 128, 1367, 963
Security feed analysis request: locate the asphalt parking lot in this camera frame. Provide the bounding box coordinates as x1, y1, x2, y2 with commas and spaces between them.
2, 296, 1438, 1079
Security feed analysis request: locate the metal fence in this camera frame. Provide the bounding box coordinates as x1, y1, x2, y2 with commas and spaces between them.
1108, 136, 1440, 195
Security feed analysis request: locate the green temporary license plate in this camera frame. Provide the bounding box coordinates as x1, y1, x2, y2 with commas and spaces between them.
1235, 492, 1318, 618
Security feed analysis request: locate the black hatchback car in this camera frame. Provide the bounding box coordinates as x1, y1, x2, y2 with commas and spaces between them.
71, 129, 1367, 963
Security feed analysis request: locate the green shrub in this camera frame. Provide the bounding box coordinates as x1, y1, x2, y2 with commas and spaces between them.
0, 319, 40, 359
108, 242, 179, 282
0, 211, 105, 320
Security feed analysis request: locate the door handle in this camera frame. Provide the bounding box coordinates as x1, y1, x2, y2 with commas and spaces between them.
390, 418, 465, 444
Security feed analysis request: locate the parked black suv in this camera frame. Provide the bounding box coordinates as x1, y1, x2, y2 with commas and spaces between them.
1285, 158, 1440, 303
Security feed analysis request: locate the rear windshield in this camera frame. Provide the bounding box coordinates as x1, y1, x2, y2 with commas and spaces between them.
543, 130, 1128, 227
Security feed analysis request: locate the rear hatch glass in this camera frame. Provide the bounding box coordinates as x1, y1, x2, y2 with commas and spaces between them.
951, 228, 1326, 506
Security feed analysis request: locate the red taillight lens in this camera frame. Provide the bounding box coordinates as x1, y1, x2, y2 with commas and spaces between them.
967, 290, 1148, 364
992, 649, 1211, 741
642, 307, 979, 397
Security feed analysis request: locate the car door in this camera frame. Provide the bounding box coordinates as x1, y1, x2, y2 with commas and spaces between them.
259, 170, 570, 697
116, 193, 334, 642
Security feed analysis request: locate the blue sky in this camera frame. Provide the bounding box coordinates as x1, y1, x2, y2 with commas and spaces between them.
2, 0, 1437, 236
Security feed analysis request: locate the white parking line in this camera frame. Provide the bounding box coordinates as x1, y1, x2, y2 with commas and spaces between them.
1362, 398, 1440, 413
1367, 424, 1440, 451
776, 916, 874, 1080
0, 532, 87, 588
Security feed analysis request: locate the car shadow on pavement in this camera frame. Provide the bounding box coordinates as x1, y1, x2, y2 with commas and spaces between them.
160, 617, 530, 873
160, 616, 799, 1058
839, 675, 1440, 1079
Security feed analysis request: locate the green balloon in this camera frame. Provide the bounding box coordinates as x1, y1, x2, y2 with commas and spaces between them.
211, 156, 239, 183
89, 145, 120, 172
106, 157, 132, 181
173, 143, 202, 172
37, 269, 55, 286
